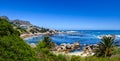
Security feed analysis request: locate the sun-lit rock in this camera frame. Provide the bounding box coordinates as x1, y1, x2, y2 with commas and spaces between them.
30, 43, 36, 48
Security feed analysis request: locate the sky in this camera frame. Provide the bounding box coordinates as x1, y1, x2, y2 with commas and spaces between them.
0, 0, 120, 30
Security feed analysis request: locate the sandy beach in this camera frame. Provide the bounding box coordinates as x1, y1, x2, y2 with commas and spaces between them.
20, 33, 45, 39
52, 51, 95, 57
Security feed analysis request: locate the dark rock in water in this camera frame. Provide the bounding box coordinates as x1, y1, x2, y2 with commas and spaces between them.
66, 45, 71, 49
74, 42, 80, 48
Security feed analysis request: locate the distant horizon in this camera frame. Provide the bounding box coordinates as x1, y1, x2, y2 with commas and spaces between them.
0, 0, 120, 30
58, 29, 120, 31
1, 15, 120, 30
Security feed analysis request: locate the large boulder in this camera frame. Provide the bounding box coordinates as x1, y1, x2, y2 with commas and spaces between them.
74, 42, 80, 49
30, 43, 36, 48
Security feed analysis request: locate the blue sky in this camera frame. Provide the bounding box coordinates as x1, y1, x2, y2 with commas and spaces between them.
0, 0, 120, 30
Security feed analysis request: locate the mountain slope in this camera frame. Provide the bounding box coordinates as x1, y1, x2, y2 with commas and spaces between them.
0, 18, 38, 61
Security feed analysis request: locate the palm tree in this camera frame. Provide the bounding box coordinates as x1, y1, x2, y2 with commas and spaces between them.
43, 36, 55, 49
95, 35, 115, 57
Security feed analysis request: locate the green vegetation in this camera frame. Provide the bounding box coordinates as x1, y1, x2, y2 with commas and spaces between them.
95, 36, 115, 57
40, 27, 50, 33
70, 55, 120, 61
16, 26, 29, 34
0, 18, 20, 36
0, 16, 58, 35
36, 36, 69, 61
0, 18, 38, 61
70, 36, 120, 61
0, 35, 38, 61
0, 17, 120, 61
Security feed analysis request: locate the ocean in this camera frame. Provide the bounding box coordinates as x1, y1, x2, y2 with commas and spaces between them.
25, 30, 120, 45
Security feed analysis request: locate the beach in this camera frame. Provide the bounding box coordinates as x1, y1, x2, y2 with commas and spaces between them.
52, 51, 95, 57
25, 30, 120, 57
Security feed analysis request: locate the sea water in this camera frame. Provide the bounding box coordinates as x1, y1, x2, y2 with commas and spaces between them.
25, 30, 120, 45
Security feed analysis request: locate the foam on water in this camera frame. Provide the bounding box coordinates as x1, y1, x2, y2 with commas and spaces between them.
25, 30, 120, 45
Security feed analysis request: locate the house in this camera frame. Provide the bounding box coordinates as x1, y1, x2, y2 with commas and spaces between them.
20, 25, 30, 29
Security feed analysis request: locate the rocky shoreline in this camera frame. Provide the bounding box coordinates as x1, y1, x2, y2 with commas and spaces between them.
24, 32, 118, 57
52, 42, 97, 57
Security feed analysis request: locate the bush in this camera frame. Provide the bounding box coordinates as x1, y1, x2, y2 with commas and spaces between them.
56, 54, 69, 61
0, 18, 20, 36
71, 55, 82, 61
95, 36, 115, 57
36, 36, 69, 61
0, 35, 38, 61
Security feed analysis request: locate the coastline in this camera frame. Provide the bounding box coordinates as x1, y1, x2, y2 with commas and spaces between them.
22, 31, 120, 57
20, 33, 42, 39
20, 30, 64, 40
52, 51, 95, 57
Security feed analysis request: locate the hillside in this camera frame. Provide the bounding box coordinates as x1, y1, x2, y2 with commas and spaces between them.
11, 19, 32, 26
0, 16, 59, 37
0, 18, 38, 61
0, 17, 68, 61
0, 16, 120, 61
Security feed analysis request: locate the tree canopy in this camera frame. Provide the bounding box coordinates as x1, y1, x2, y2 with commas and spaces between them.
0, 18, 38, 61
0, 18, 20, 36
95, 36, 115, 57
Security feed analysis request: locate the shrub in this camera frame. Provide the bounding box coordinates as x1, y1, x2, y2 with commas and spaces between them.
0, 35, 38, 61
0, 18, 20, 36
95, 36, 115, 57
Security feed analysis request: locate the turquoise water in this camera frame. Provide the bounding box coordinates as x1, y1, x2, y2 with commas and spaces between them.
25, 30, 120, 45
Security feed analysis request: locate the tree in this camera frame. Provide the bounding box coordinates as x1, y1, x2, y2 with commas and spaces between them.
0, 18, 38, 60
0, 35, 38, 61
0, 18, 20, 36
36, 36, 68, 61
95, 36, 115, 57
41, 36, 55, 49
